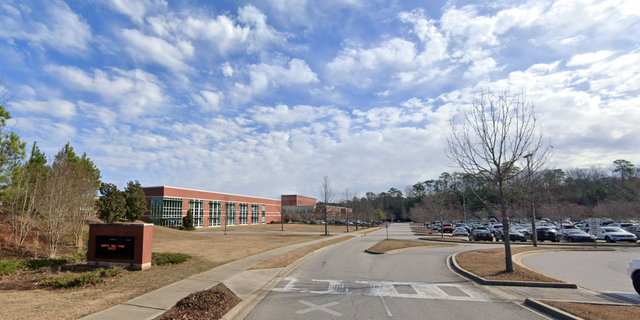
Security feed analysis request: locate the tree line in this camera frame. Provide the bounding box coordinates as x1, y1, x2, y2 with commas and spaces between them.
0, 78, 146, 257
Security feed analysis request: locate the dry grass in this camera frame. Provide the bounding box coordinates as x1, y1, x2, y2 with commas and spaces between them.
456, 247, 567, 282
195, 223, 375, 234
542, 301, 640, 320
367, 239, 452, 254
0, 225, 324, 320
250, 236, 352, 270
153, 226, 323, 264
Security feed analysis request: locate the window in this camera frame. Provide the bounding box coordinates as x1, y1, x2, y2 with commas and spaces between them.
150, 197, 183, 226
251, 204, 259, 224
262, 204, 266, 223
190, 199, 204, 228
209, 201, 221, 227
226, 202, 236, 226
239, 203, 248, 225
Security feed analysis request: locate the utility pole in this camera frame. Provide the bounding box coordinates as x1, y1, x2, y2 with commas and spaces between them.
524, 153, 538, 247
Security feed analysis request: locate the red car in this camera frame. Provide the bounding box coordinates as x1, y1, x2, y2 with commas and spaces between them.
442, 224, 454, 233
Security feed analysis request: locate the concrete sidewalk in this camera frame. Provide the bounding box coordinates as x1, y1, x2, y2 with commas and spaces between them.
82, 228, 380, 320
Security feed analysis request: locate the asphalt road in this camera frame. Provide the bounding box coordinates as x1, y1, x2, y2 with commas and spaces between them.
522, 247, 640, 293
245, 224, 549, 320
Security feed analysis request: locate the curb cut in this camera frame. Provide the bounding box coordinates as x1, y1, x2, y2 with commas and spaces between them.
448, 253, 577, 288
524, 299, 584, 320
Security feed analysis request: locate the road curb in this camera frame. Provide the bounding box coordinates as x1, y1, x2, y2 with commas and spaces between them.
523, 299, 584, 320
448, 253, 577, 288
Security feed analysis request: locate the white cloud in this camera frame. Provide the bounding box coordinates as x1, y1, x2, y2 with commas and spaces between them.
45, 65, 167, 118
77, 101, 118, 126
221, 62, 234, 77
249, 104, 337, 126
145, 5, 287, 56
567, 50, 615, 66
234, 58, 319, 101
464, 57, 501, 78
192, 90, 224, 111
101, 0, 167, 23
120, 29, 193, 71
14, 99, 76, 118
0, 0, 92, 54
376, 90, 390, 97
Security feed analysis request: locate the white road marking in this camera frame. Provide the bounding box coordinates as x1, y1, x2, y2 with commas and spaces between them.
273, 278, 495, 302
296, 300, 342, 317
370, 282, 393, 317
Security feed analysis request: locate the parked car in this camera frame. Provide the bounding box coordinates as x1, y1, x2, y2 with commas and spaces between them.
496, 230, 527, 242
469, 229, 494, 242
560, 229, 595, 242
628, 259, 640, 295
597, 227, 638, 243
536, 228, 559, 242
627, 225, 640, 238
453, 227, 469, 236
442, 224, 454, 233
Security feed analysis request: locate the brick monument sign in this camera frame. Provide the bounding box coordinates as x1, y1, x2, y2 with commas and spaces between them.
87, 223, 153, 271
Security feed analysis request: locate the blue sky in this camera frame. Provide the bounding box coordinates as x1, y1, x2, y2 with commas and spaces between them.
1, 0, 639, 199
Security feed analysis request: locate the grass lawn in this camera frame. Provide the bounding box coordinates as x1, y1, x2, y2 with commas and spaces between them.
250, 236, 352, 270
456, 247, 569, 282
542, 301, 640, 320
0, 226, 324, 320
366, 239, 454, 254
195, 223, 376, 234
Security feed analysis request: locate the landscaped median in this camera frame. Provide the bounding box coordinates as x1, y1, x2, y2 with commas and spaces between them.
449, 246, 618, 287
525, 299, 640, 320
365, 239, 455, 254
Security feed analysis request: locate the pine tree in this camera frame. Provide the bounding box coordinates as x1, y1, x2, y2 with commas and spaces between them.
97, 183, 126, 223
124, 180, 146, 222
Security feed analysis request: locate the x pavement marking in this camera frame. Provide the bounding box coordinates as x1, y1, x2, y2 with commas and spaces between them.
296, 300, 342, 317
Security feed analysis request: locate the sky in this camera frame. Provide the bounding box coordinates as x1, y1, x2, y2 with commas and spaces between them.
1, 0, 639, 200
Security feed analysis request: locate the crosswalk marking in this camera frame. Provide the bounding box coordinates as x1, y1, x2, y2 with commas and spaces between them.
273, 278, 496, 302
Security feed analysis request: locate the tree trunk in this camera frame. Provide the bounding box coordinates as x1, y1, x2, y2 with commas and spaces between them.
501, 200, 514, 272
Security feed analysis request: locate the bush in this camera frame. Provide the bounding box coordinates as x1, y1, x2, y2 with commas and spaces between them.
22, 252, 86, 270
152, 253, 191, 266
183, 209, 195, 231
283, 214, 291, 223
49, 272, 102, 288
45, 266, 124, 288
0, 259, 22, 275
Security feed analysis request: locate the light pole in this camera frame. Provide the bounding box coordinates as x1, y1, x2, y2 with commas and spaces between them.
524, 153, 538, 247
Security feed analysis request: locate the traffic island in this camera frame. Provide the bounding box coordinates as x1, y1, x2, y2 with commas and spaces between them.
365, 239, 455, 254
525, 299, 640, 320
449, 247, 578, 288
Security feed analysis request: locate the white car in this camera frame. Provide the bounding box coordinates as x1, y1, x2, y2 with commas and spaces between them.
597, 227, 638, 243
453, 227, 469, 236
628, 259, 640, 294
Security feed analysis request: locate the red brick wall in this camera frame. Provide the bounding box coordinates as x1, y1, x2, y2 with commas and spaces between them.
142, 186, 282, 227
281, 194, 316, 206
87, 223, 153, 270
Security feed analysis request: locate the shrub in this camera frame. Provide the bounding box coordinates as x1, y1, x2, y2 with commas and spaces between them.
183, 209, 195, 231
45, 266, 124, 288
49, 272, 103, 288
152, 253, 191, 266
0, 259, 22, 275
21, 252, 86, 270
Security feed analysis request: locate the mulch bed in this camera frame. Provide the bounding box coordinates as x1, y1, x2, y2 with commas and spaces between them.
542, 300, 640, 320
158, 283, 240, 320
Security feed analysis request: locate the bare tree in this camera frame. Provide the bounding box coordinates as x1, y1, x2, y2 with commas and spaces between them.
36, 158, 75, 257
5, 164, 40, 245
446, 90, 551, 272
319, 175, 334, 235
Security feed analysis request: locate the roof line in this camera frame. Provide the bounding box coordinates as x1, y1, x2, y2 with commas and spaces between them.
142, 186, 280, 201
